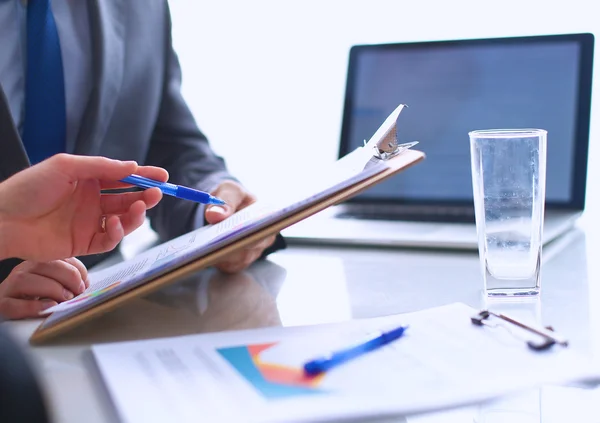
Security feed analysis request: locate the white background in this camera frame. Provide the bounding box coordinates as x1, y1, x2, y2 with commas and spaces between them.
168, 0, 599, 222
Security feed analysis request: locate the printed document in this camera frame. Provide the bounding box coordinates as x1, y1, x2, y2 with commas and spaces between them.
90, 303, 599, 423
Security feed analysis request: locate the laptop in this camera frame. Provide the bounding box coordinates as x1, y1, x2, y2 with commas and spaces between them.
282, 33, 594, 249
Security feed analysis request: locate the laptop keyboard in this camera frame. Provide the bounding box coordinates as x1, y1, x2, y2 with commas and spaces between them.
336, 204, 476, 224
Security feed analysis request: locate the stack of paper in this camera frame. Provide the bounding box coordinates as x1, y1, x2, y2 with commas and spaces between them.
90, 303, 599, 423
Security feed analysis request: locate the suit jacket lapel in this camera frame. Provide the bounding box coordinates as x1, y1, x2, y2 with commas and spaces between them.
74, 0, 125, 155
0, 85, 30, 180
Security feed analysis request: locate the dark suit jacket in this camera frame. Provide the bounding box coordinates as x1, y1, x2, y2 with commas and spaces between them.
0, 324, 50, 423
0, 0, 284, 280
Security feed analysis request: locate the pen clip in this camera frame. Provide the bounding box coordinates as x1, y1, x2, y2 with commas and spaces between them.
471, 310, 568, 351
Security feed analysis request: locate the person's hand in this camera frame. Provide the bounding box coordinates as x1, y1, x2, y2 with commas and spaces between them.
0, 154, 168, 262
204, 181, 276, 273
0, 258, 89, 319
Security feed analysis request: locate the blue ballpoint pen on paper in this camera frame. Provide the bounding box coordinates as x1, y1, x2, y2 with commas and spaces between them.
120, 174, 226, 205
303, 325, 408, 376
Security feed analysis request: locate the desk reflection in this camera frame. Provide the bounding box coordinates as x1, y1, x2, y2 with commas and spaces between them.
50, 260, 287, 345
145, 260, 286, 331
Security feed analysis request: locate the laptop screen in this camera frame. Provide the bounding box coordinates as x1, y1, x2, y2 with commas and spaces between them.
339, 33, 594, 211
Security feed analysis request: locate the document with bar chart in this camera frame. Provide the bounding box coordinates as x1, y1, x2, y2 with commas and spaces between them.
91, 303, 599, 423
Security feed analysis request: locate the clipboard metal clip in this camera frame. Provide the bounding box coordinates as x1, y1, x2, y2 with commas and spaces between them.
471, 310, 569, 351
362, 103, 420, 161
371, 141, 419, 160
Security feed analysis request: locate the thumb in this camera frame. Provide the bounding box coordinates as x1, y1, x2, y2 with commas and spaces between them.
204, 181, 248, 225
204, 205, 231, 224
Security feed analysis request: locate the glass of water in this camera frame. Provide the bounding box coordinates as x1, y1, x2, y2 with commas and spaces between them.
469, 129, 547, 297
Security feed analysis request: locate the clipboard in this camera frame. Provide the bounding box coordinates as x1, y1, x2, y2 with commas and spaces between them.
29, 105, 425, 344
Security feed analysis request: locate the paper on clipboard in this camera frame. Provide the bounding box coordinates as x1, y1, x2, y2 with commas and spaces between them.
32, 104, 425, 342
39, 155, 385, 318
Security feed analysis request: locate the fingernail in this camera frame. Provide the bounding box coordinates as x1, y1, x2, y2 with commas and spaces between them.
42, 300, 57, 310
209, 206, 226, 215
64, 289, 74, 301
79, 281, 86, 294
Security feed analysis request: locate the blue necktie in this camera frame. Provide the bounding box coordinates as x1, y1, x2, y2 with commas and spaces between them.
22, 0, 66, 165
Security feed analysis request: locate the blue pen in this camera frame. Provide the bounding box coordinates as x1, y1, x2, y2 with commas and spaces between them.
120, 174, 226, 205
303, 325, 408, 376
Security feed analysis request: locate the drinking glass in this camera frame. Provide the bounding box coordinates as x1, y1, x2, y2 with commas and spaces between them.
469, 129, 547, 297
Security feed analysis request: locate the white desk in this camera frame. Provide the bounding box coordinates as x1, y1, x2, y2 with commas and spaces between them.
4, 222, 600, 423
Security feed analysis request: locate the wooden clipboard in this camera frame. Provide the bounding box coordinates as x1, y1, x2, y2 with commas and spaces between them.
29, 150, 424, 344
30, 104, 425, 344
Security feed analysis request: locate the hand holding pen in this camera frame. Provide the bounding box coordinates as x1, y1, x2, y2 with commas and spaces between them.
0, 155, 167, 262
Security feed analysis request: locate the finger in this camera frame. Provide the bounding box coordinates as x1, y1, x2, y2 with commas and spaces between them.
88, 214, 124, 255
205, 181, 256, 225
204, 205, 230, 225
141, 187, 163, 210
0, 298, 57, 320
4, 273, 77, 303
20, 260, 87, 296
117, 200, 148, 236
88, 200, 148, 255
251, 235, 276, 252
136, 165, 169, 181
100, 166, 169, 190
227, 235, 276, 258
215, 248, 263, 274
100, 187, 163, 214
101, 192, 147, 214
210, 235, 276, 274
50, 154, 139, 183
216, 259, 254, 274
64, 257, 89, 291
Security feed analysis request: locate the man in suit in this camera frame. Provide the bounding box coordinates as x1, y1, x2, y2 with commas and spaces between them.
0, 0, 284, 318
